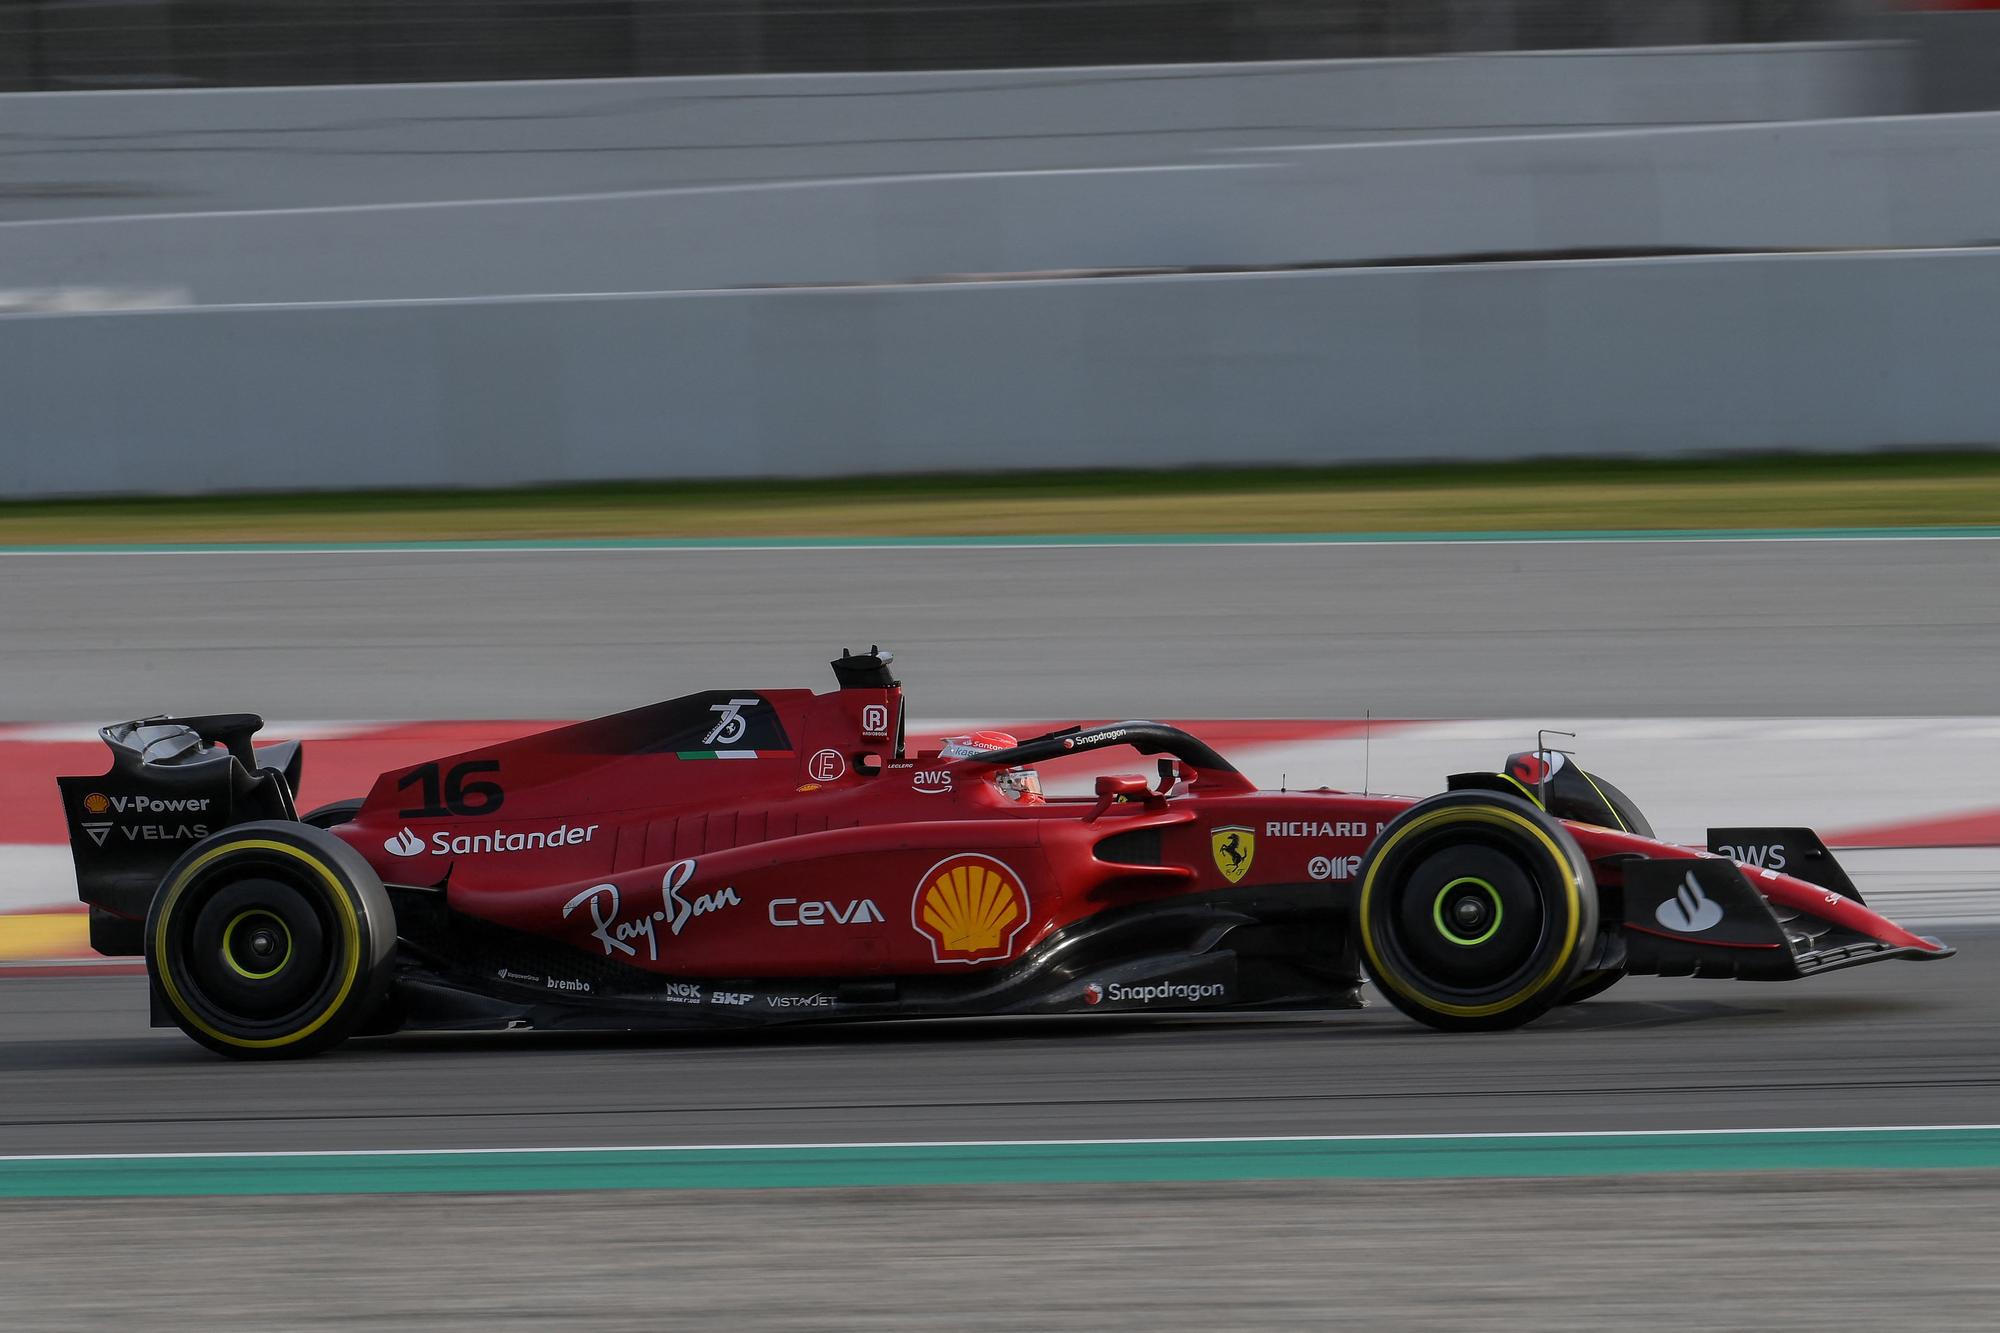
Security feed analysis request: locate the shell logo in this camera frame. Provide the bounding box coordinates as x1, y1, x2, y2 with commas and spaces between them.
83, 792, 111, 815
913, 853, 1031, 965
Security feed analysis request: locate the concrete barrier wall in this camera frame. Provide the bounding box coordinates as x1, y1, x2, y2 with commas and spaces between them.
17, 102, 2000, 307
2, 44, 1906, 223
0, 45, 1930, 306
7, 249, 1997, 498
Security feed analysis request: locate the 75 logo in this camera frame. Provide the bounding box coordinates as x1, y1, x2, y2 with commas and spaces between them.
704, 697, 762, 746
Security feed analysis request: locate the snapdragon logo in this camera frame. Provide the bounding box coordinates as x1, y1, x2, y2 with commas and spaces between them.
1098, 981, 1226, 1006
1654, 871, 1724, 933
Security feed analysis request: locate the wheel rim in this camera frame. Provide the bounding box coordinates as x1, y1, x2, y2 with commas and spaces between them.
1431, 877, 1503, 947
158, 855, 346, 1038
1368, 825, 1562, 1005
221, 909, 294, 981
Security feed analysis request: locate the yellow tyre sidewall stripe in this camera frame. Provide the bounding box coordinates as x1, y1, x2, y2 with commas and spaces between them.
1360, 805, 1585, 1020
153, 839, 362, 1050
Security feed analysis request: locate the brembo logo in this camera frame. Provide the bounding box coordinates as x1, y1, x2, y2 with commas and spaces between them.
1654, 871, 1725, 934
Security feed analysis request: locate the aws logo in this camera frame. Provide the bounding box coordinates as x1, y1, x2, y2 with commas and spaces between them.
1716, 843, 1787, 872
913, 854, 1030, 965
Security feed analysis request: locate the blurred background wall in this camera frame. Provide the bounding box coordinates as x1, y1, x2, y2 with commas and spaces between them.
3, 0, 1997, 496
0, 1, 1883, 89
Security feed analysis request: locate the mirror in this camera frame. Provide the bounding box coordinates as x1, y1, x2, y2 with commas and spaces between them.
1087, 773, 1155, 822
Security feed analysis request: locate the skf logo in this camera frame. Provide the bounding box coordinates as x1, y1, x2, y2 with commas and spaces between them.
1211, 826, 1255, 884
913, 854, 1030, 965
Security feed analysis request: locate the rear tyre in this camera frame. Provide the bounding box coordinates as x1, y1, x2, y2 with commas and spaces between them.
146, 821, 396, 1059
300, 798, 365, 830
1357, 792, 1597, 1032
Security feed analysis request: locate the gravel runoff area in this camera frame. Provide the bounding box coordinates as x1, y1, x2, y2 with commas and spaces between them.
5, 1174, 1998, 1331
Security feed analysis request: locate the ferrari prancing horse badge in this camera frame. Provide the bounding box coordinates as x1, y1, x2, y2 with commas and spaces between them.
1211, 826, 1255, 884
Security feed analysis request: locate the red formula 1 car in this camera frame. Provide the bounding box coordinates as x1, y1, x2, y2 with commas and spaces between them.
59, 648, 1951, 1058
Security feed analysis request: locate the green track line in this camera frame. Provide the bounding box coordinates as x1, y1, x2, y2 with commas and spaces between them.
4, 1127, 1997, 1199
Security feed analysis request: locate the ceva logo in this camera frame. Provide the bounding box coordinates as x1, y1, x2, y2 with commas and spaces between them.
384, 828, 425, 857
1654, 871, 1724, 933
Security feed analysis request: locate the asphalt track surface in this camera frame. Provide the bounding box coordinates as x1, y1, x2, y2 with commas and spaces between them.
1, 535, 1996, 1159
2, 928, 1992, 1157
4, 535, 1997, 1328
3, 536, 1998, 721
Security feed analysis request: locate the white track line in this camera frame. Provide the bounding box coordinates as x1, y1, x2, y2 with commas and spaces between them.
5, 1123, 1997, 1164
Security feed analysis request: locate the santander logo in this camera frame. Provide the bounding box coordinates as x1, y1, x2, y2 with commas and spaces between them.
384, 828, 425, 857
1654, 871, 1724, 934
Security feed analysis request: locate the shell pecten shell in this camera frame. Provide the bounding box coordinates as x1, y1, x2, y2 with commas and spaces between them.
914, 854, 1030, 964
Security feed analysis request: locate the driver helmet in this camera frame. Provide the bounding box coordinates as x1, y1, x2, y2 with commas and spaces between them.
938, 731, 1044, 804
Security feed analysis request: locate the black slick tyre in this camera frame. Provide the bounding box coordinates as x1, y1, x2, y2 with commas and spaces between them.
1558, 967, 1625, 1006
1357, 791, 1597, 1032
300, 798, 365, 830
145, 821, 396, 1059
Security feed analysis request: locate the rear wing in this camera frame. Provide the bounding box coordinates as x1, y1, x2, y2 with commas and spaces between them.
56, 713, 304, 955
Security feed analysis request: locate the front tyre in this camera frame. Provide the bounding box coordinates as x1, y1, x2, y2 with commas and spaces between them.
1558, 967, 1625, 1006
146, 821, 396, 1059
1357, 792, 1597, 1032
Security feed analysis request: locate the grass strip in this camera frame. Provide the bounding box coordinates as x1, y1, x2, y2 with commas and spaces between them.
4, 452, 2000, 544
